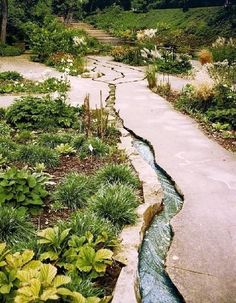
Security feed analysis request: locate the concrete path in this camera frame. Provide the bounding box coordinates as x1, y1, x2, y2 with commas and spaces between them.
0, 55, 109, 108
1, 54, 236, 302
88, 56, 236, 303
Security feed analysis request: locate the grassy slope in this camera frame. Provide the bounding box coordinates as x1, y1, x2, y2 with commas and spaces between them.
86, 7, 236, 47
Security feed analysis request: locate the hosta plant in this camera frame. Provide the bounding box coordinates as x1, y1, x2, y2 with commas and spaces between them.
55, 143, 76, 155
0, 167, 48, 213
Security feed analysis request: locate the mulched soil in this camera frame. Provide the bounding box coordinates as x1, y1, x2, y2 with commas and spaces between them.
31, 152, 125, 229
96, 260, 124, 296
161, 91, 236, 153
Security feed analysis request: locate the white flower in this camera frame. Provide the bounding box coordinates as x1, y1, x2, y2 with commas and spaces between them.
88, 144, 93, 152
73, 36, 87, 46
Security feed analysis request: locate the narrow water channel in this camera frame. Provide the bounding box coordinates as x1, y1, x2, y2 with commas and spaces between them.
133, 139, 184, 303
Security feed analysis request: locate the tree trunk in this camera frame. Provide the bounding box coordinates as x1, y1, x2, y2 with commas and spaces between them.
1, 0, 8, 44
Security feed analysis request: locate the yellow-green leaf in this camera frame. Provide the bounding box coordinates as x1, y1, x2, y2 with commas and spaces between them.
39, 264, 57, 286
52, 275, 71, 288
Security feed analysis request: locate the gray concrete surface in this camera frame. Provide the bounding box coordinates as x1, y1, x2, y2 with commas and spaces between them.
90, 57, 236, 303
1, 54, 235, 302
0, 55, 109, 108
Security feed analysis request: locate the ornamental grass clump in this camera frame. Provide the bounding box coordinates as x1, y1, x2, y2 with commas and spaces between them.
89, 184, 139, 228
0, 207, 35, 246
54, 173, 96, 209
64, 210, 118, 247
16, 145, 59, 168
95, 163, 140, 188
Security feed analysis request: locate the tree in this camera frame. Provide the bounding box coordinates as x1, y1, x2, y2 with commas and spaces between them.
53, 0, 87, 22
131, 0, 148, 12
1, 0, 8, 43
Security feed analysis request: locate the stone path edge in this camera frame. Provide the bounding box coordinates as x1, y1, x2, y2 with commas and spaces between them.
111, 127, 163, 303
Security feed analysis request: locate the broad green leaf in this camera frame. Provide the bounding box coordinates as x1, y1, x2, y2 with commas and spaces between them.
94, 249, 113, 263
39, 264, 57, 286
39, 251, 59, 261
52, 275, 71, 288
40, 287, 59, 301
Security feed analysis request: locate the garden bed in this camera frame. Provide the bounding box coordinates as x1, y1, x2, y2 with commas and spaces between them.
0, 91, 144, 302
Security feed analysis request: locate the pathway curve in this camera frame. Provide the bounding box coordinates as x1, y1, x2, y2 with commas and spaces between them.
88, 56, 236, 303
1, 55, 236, 302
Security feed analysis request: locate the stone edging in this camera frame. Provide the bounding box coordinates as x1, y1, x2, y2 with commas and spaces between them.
111, 127, 163, 303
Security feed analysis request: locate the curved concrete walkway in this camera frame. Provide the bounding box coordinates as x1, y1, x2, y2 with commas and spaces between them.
89, 57, 236, 303
1, 55, 236, 302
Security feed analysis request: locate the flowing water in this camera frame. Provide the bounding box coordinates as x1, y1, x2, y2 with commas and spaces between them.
133, 139, 184, 303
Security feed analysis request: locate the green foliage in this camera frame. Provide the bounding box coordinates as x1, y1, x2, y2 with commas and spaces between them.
145, 65, 156, 89
72, 134, 87, 150
0, 121, 12, 137
95, 163, 140, 188
76, 246, 112, 278
155, 53, 192, 75
210, 37, 236, 63
132, 0, 148, 12
89, 184, 139, 228
26, 17, 87, 60
0, 247, 71, 302
111, 46, 143, 66
0, 71, 23, 81
54, 173, 96, 209
87, 6, 236, 49
176, 83, 236, 130
0, 167, 48, 213
6, 95, 80, 130
79, 137, 110, 159
0, 76, 70, 95
38, 132, 74, 148
207, 108, 236, 129
37, 226, 71, 262
16, 144, 59, 168
0, 137, 18, 160
0, 207, 35, 246
55, 143, 76, 155
0, 44, 23, 56
65, 210, 118, 247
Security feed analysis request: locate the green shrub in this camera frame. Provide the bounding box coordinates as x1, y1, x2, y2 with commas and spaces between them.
0, 207, 35, 246
155, 54, 192, 75
206, 108, 236, 129
14, 130, 34, 144
26, 18, 88, 61
89, 184, 139, 228
6, 96, 80, 130
111, 45, 143, 66
39, 132, 74, 148
95, 163, 140, 188
0, 121, 12, 137
54, 173, 96, 209
0, 136, 18, 159
0, 71, 23, 81
64, 210, 118, 247
72, 134, 86, 149
79, 137, 110, 159
0, 167, 48, 212
0, 43, 23, 56
16, 145, 59, 168
210, 37, 236, 64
